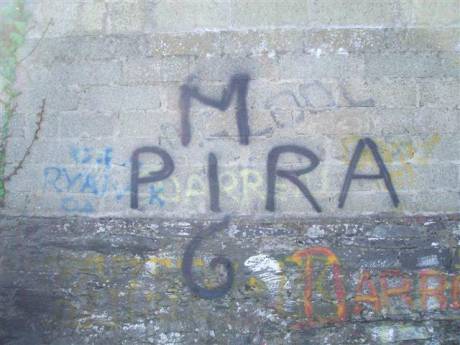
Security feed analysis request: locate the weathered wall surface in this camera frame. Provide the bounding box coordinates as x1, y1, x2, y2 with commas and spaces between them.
0, 0, 458, 218
1, 215, 460, 344
0, 0, 459, 344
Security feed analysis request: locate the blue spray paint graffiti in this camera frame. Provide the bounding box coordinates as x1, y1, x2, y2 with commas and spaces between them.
149, 185, 165, 207
43, 146, 165, 213
70, 146, 113, 167
61, 197, 95, 213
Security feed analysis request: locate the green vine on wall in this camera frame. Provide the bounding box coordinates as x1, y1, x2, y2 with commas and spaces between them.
0, 0, 29, 202
0, 0, 47, 205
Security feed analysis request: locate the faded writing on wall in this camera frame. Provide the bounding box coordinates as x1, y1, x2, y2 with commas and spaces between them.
41, 73, 452, 215
38, 245, 460, 329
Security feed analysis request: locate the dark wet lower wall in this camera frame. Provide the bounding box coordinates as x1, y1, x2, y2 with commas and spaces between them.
1, 214, 459, 344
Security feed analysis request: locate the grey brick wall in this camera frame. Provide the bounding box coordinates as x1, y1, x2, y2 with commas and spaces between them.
0, 0, 458, 218
0, 0, 459, 344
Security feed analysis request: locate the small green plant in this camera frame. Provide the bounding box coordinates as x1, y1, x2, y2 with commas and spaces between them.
0, 0, 29, 202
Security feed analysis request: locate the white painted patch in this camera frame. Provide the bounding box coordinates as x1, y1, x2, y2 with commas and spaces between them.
454, 224, 460, 236
228, 223, 240, 238
372, 325, 430, 342
122, 323, 146, 331
365, 258, 400, 268
145, 260, 157, 275
417, 255, 439, 267
337, 47, 349, 55
308, 48, 323, 58
455, 41, 460, 52
245, 254, 282, 294
158, 332, 183, 345
254, 308, 279, 322
306, 225, 325, 238
371, 326, 395, 342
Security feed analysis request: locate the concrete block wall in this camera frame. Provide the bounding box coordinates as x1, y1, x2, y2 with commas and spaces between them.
0, 0, 460, 344
0, 0, 458, 218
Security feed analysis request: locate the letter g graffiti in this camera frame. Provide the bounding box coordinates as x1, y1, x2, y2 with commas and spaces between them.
182, 216, 234, 299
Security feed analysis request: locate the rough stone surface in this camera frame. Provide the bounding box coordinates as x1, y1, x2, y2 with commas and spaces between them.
0, 215, 459, 344
0, 0, 459, 343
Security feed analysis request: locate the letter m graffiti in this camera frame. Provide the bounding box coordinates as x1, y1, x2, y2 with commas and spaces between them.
179, 74, 250, 146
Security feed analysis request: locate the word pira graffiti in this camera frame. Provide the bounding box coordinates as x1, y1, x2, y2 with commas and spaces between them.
130, 138, 398, 212
130, 73, 399, 212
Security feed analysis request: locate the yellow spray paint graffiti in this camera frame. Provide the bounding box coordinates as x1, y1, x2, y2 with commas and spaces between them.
341, 134, 441, 189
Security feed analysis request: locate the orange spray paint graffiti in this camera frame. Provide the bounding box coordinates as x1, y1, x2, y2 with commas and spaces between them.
419, 269, 447, 311
451, 275, 460, 309
379, 269, 413, 310
291, 247, 346, 328
353, 271, 381, 315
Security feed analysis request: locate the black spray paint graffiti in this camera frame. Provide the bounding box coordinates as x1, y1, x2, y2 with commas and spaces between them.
129, 142, 399, 212
266, 81, 375, 129
179, 74, 250, 297
266, 81, 375, 112
179, 74, 250, 146
266, 145, 321, 213
130, 147, 174, 209
339, 138, 399, 208
182, 216, 234, 299
130, 74, 400, 213
208, 152, 221, 212
127, 73, 401, 299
